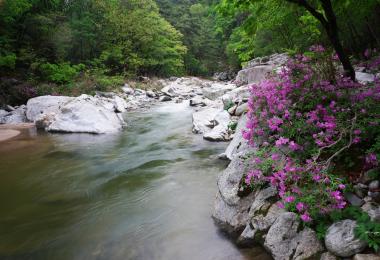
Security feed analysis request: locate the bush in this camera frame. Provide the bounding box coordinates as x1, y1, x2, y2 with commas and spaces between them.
0, 53, 17, 70
243, 46, 380, 225
38, 62, 85, 84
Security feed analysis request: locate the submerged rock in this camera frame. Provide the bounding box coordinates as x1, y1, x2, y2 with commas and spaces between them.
325, 220, 367, 257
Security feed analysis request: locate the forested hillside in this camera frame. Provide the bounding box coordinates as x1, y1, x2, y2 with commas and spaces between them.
1, 0, 380, 103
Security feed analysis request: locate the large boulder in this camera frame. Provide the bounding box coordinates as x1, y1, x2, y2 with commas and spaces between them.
212, 154, 255, 234
26, 96, 74, 122
325, 220, 367, 257
202, 82, 235, 100
224, 116, 251, 160
45, 95, 125, 134
235, 65, 275, 85
192, 107, 220, 134
264, 212, 323, 260
203, 110, 231, 141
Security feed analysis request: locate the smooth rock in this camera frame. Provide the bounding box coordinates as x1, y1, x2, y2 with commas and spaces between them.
46, 95, 125, 134
202, 82, 235, 100
325, 220, 367, 257
26, 96, 73, 122
0, 105, 27, 124
251, 202, 285, 231
113, 96, 127, 113
189, 96, 207, 107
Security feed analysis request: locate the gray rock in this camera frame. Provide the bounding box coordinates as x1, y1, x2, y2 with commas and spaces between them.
224, 116, 251, 160
353, 254, 380, 260
264, 212, 324, 260
361, 168, 379, 184
26, 96, 74, 122
345, 192, 365, 207
46, 94, 125, 134
237, 224, 256, 247
202, 82, 235, 100
325, 220, 367, 257
320, 252, 338, 260
235, 103, 248, 116
5, 105, 15, 112
159, 95, 172, 102
354, 184, 369, 198
212, 155, 255, 234
369, 180, 380, 191
249, 186, 278, 218
362, 202, 380, 222
368, 191, 380, 201
236, 65, 275, 85
356, 72, 375, 83
251, 202, 285, 231
1, 105, 28, 124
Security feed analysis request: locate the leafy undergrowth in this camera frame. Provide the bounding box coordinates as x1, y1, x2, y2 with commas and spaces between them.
242, 46, 380, 250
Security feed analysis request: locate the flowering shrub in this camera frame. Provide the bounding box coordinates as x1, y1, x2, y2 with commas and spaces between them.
243, 46, 380, 223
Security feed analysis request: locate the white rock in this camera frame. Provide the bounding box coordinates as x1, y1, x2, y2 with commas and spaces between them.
356, 72, 375, 83
46, 95, 125, 134
26, 96, 73, 122
325, 220, 367, 257
203, 111, 231, 141
192, 107, 220, 134
113, 96, 127, 113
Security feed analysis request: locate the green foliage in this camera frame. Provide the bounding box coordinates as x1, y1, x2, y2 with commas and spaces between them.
0, 53, 16, 69
314, 206, 380, 252
38, 63, 85, 84
228, 121, 238, 131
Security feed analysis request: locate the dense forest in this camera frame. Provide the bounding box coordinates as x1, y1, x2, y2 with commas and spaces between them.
0, 0, 380, 102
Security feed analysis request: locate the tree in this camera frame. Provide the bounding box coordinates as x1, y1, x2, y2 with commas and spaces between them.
285, 0, 355, 80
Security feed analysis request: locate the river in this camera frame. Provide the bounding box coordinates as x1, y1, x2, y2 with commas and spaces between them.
0, 102, 269, 260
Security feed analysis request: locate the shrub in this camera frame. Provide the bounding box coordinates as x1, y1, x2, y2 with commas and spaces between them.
243, 46, 380, 225
38, 62, 85, 84
0, 53, 17, 70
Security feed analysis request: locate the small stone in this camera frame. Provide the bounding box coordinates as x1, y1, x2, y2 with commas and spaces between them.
353, 254, 380, 260
361, 168, 380, 184
218, 153, 228, 160
368, 191, 380, 201
227, 105, 237, 115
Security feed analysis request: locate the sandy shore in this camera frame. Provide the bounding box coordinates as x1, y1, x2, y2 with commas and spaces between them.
0, 123, 35, 142
0, 129, 21, 142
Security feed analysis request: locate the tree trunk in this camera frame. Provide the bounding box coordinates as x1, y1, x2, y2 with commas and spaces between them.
285, 0, 356, 80
320, 0, 355, 80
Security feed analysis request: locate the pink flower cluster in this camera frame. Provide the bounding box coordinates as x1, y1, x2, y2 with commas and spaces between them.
242, 46, 380, 222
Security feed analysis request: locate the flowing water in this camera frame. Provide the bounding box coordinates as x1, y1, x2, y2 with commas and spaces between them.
0, 102, 269, 260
